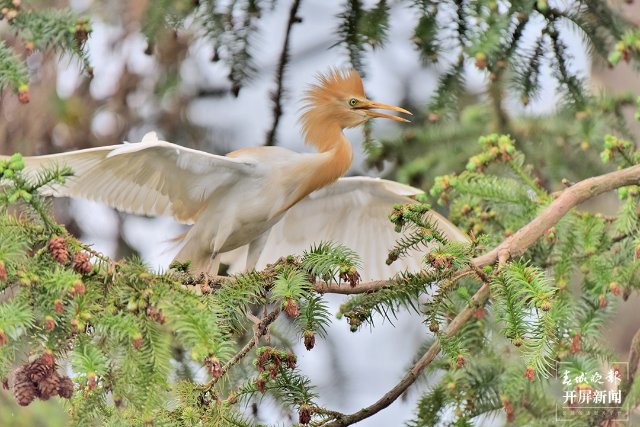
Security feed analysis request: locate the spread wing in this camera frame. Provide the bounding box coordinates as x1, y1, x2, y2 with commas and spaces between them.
18, 132, 256, 224
225, 176, 468, 281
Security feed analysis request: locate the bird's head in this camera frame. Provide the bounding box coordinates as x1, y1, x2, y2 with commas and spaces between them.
300, 69, 412, 141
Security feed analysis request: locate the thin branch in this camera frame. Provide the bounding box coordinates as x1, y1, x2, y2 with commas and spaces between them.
488, 78, 510, 132
198, 307, 282, 391
603, 327, 640, 422
206, 270, 476, 295
473, 164, 640, 267
323, 283, 491, 427
264, 0, 302, 146
313, 279, 391, 294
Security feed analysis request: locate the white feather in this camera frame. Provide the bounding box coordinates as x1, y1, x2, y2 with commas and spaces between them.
9, 137, 467, 280
223, 177, 468, 281
19, 135, 256, 225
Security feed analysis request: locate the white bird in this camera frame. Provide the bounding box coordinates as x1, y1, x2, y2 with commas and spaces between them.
8, 69, 466, 280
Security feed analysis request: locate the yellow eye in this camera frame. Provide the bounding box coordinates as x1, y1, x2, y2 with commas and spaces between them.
349, 98, 358, 107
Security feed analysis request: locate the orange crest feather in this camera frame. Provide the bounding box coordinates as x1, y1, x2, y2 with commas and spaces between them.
303, 68, 364, 105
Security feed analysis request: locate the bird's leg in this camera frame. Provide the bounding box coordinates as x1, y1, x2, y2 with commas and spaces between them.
206, 252, 221, 276
243, 233, 275, 344
246, 231, 270, 271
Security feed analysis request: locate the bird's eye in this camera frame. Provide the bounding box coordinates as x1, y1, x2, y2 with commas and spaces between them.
348, 98, 358, 107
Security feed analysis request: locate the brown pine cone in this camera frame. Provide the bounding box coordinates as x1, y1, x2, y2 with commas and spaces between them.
283, 298, 300, 317
28, 353, 55, 382
303, 330, 315, 351
71, 280, 86, 296
57, 376, 74, 399
72, 252, 92, 274
0, 260, 7, 281
146, 306, 166, 324
48, 237, 69, 264
37, 372, 60, 400
13, 366, 36, 406
204, 356, 222, 379
284, 352, 297, 370
299, 405, 313, 424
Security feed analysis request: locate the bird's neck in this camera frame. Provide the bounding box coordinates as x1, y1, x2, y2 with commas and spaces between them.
291, 124, 352, 203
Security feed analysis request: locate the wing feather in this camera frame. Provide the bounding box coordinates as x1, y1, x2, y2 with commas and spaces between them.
225, 176, 467, 281
19, 132, 256, 224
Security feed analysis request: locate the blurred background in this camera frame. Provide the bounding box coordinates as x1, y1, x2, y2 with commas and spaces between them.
1, 0, 640, 425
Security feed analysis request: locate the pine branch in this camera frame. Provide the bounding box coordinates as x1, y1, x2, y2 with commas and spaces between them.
264, 0, 302, 146
0, 41, 28, 94
603, 327, 640, 423
336, 0, 364, 73
475, 164, 640, 267
198, 307, 281, 391
412, 6, 439, 64
323, 283, 490, 427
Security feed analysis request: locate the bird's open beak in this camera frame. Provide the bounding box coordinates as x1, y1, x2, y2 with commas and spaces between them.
360, 101, 412, 123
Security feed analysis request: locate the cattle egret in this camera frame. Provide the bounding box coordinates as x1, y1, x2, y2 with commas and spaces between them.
7, 69, 466, 280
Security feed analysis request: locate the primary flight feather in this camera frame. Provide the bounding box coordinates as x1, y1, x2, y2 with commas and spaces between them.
7, 69, 466, 280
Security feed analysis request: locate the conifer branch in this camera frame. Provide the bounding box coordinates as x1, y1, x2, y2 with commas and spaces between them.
600, 327, 640, 423
206, 270, 476, 295
473, 164, 640, 267
264, 0, 302, 147
199, 307, 281, 391
323, 283, 490, 427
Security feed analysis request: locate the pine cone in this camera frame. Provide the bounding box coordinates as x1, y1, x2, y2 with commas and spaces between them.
146, 306, 166, 324
57, 376, 74, 399
339, 267, 360, 287
285, 352, 296, 370
71, 280, 86, 296
132, 334, 143, 350
54, 299, 64, 314
0, 260, 7, 281
298, 405, 313, 424
37, 372, 60, 400
255, 374, 267, 393
283, 298, 300, 317
87, 372, 97, 390
303, 330, 315, 351
72, 252, 92, 274
44, 316, 55, 331
28, 353, 55, 382
17, 85, 29, 104
204, 356, 223, 379
48, 237, 68, 264
13, 366, 36, 406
